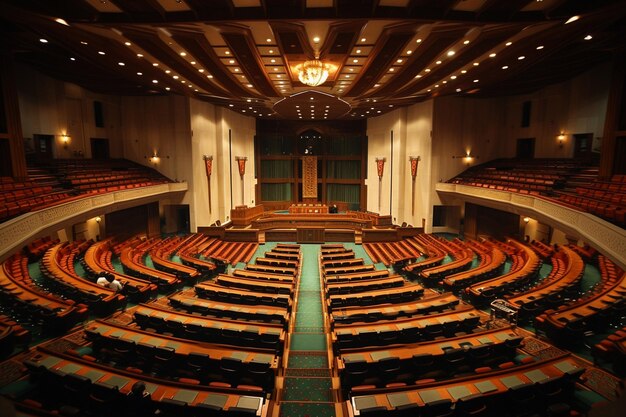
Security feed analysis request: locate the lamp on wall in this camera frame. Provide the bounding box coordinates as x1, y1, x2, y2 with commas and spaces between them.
61, 134, 70, 149
557, 132, 566, 148
453, 151, 476, 166
523, 216, 530, 223
203, 155, 213, 213
95, 216, 101, 223
149, 153, 160, 164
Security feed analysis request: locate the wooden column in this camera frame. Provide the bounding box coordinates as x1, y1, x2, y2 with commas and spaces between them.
599, 51, 626, 179
146, 202, 161, 238
0, 48, 27, 180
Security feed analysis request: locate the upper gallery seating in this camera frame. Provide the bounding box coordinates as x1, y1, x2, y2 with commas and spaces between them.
448, 158, 626, 228
0, 159, 172, 223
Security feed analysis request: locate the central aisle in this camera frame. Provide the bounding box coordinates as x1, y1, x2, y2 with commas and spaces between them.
280, 244, 335, 417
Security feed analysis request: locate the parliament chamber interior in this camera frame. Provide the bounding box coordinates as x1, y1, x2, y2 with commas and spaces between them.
1, 1, 626, 417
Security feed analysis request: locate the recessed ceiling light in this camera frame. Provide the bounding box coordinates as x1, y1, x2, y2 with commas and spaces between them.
505, 42, 512, 46
166, 70, 171, 74
152, 79, 158, 83
229, 104, 234, 107
353, 59, 358, 63
407, 50, 412, 55
180, 52, 186, 56
270, 59, 276, 63
361, 37, 366, 42
198, 69, 204, 73
536, 45, 544, 50
456, 88, 461, 92
461, 70, 467, 73
425, 69, 431, 72
473, 62, 479, 66
80, 41, 88, 45
313, 36, 320, 43
584, 35, 593, 40
436, 61, 442, 65
502, 66, 508, 69
137, 53, 143, 57
165, 87, 170, 91
137, 72, 142, 75
415, 75, 422, 78
416, 39, 422, 43
349, 68, 354, 72
225, 51, 230, 55
190, 61, 196, 65
397, 59, 403, 63
389, 68, 394, 72
356, 49, 361, 54
181, 80, 185, 83
124, 42, 131, 46
98, 51, 105, 55
269, 49, 274, 54
389, 104, 393, 107
450, 75, 457, 80
565, 15, 580, 24
70, 57, 76, 61
345, 75, 350, 78
173, 75, 179, 79
518, 56, 525, 60
235, 68, 239, 72
118, 62, 125, 66
266, 38, 272, 43
435, 84, 439, 88
447, 51, 455, 57
153, 63, 158, 66
473, 79, 479, 82
55, 18, 69, 26
374, 84, 380, 87
489, 53, 496, 58
207, 75, 213, 78
310, 97, 314, 100
463, 40, 469, 45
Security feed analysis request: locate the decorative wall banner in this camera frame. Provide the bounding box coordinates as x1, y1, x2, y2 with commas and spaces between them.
302, 156, 318, 199
409, 156, 421, 215
375, 157, 386, 179
235, 156, 247, 178
203, 155, 213, 212
235, 156, 247, 205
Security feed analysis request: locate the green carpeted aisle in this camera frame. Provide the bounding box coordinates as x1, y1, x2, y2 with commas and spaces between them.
281, 244, 335, 417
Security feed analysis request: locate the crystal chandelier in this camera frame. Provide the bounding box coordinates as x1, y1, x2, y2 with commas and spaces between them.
297, 59, 330, 87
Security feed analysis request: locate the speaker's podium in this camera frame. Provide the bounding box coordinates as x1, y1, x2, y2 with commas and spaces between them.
296, 227, 325, 243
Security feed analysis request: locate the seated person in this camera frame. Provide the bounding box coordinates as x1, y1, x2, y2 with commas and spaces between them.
96, 273, 124, 292
125, 381, 157, 417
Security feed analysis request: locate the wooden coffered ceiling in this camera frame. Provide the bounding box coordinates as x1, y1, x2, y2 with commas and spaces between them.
1, 0, 626, 120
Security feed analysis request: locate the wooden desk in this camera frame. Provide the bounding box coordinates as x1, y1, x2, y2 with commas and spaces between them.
169, 294, 290, 326
348, 354, 583, 416
328, 283, 424, 310
230, 204, 265, 226
119, 246, 181, 291
324, 270, 390, 284
324, 264, 376, 276
215, 274, 295, 295
246, 263, 297, 276
331, 293, 461, 324
134, 304, 284, 350
194, 281, 292, 309
26, 348, 266, 415
325, 275, 406, 296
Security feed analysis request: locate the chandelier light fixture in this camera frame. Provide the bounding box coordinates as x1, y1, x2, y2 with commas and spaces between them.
297, 59, 330, 87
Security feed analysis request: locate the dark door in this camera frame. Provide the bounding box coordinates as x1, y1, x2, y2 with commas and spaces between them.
516, 138, 535, 159
32, 134, 53, 161
91, 138, 110, 159
614, 136, 626, 175
573, 133, 593, 158
0, 139, 11, 176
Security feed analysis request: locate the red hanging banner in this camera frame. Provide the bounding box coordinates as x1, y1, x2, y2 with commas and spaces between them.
410, 156, 420, 179
375, 157, 386, 180
236, 156, 247, 177
203, 155, 213, 177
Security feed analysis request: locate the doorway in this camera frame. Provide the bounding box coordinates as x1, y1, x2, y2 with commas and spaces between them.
573, 133, 594, 159
32, 134, 53, 161
516, 138, 535, 159
91, 138, 110, 159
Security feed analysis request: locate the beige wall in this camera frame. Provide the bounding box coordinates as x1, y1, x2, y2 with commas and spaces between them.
501, 62, 610, 158
189, 99, 256, 230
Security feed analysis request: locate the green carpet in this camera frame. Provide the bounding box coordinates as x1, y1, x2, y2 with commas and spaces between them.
279, 402, 335, 417
110, 257, 124, 273
282, 244, 335, 417
342, 243, 373, 265
580, 263, 601, 292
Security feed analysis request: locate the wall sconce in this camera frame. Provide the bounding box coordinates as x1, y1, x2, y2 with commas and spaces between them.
557, 132, 566, 148
61, 134, 70, 149
523, 216, 530, 223
453, 152, 476, 166
95, 216, 102, 224
149, 153, 160, 164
